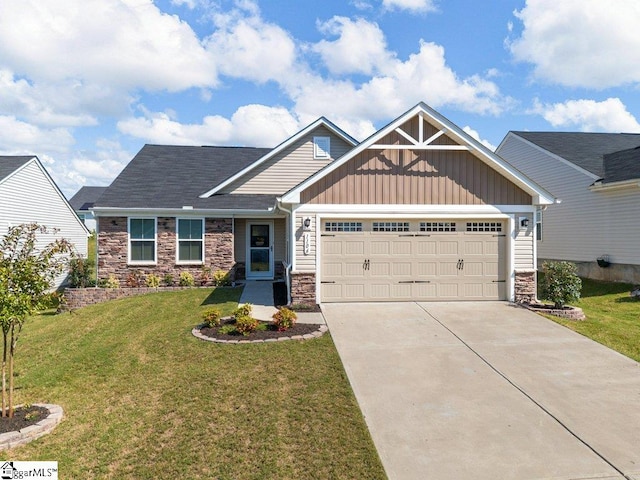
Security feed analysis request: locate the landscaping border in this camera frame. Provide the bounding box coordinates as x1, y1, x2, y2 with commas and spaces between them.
521, 303, 586, 320
0, 404, 63, 450
192, 324, 328, 344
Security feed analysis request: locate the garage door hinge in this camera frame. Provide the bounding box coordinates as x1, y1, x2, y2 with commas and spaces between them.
493, 234, 507, 237
321, 281, 336, 284
321, 234, 335, 237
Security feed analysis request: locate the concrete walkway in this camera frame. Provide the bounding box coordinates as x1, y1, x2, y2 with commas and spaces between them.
322, 302, 640, 480
239, 281, 325, 324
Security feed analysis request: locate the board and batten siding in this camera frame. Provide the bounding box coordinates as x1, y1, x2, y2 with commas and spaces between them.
497, 135, 640, 266
301, 149, 532, 205
0, 159, 88, 287
225, 127, 353, 195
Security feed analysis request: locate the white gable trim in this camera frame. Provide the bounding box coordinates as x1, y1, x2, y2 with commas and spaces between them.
199, 118, 357, 198
499, 132, 600, 181
281, 103, 556, 206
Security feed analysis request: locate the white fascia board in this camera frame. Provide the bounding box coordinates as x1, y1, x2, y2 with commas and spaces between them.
200, 118, 358, 198
282, 102, 556, 205
295, 204, 535, 216
92, 207, 277, 217
589, 179, 640, 192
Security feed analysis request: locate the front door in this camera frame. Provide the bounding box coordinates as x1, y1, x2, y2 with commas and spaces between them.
246, 222, 274, 279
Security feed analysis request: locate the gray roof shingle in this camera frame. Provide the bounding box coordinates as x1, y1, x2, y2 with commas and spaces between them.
0, 156, 34, 182
513, 132, 640, 178
96, 145, 275, 210
69, 186, 108, 211
603, 146, 640, 184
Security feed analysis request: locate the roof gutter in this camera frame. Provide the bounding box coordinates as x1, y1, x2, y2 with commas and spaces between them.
91, 206, 278, 217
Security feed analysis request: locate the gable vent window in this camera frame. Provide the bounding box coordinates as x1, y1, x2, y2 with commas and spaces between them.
420, 222, 456, 232
372, 222, 410, 232
325, 221, 362, 232
313, 136, 331, 159
129, 218, 156, 263
177, 218, 204, 263
466, 222, 502, 232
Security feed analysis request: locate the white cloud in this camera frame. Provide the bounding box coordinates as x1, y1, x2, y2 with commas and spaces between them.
531, 98, 640, 132
0, 0, 218, 91
382, 0, 437, 14
0, 116, 75, 153
313, 17, 394, 76
462, 126, 496, 151
117, 105, 300, 147
509, 0, 640, 88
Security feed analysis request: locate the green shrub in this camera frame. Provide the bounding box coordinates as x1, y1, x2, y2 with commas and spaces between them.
235, 315, 259, 336
199, 266, 212, 286
218, 324, 236, 335
213, 269, 231, 286
104, 274, 120, 289
146, 273, 161, 288
202, 308, 222, 328
179, 271, 195, 287
272, 307, 297, 331
163, 273, 174, 286
539, 261, 582, 308
233, 303, 253, 319
68, 256, 95, 288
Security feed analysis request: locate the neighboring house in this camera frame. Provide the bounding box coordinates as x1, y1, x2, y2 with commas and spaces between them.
496, 132, 640, 284
69, 186, 107, 232
0, 156, 90, 287
93, 103, 554, 304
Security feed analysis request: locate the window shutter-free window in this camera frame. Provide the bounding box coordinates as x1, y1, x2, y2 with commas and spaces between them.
129, 218, 156, 263
313, 136, 331, 159
178, 219, 204, 263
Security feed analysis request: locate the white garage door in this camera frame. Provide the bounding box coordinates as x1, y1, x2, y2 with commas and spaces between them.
320, 220, 506, 302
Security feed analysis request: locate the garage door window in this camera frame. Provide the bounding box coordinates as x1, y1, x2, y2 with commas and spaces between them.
420, 222, 457, 232
325, 221, 362, 232
372, 222, 410, 232
466, 222, 502, 232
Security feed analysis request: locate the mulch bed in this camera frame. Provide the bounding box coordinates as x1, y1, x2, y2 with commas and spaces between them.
200, 317, 321, 341
0, 405, 49, 434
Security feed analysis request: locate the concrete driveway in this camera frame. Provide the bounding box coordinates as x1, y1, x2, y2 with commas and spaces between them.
322, 302, 640, 480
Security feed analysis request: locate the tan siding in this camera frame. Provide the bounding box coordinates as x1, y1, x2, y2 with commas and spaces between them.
274, 218, 286, 262
301, 149, 532, 205
234, 218, 246, 262
227, 127, 353, 195
514, 215, 534, 270
294, 214, 316, 272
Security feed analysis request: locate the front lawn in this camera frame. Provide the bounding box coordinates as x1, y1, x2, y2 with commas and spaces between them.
547, 278, 640, 362
0, 288, 386, 479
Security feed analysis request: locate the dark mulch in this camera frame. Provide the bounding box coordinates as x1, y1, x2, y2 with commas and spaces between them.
0, 405, 49, 434
200, 317, 321, 341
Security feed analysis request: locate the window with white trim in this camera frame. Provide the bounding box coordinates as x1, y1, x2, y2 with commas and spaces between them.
466, 222, 502, 232
177, 218, 204, 263
372, 221, 410, 232
420, 222, 456, 232
325, 221, 362, 232
129, 218, 156, 263
313, 136, 331, 159
536, 208, 543, 241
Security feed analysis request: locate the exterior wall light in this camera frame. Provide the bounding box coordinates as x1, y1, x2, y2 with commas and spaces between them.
303, 217, 311, 230
520, 217, 529, 228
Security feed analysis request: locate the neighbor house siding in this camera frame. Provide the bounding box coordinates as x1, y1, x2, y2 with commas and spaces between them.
497, 136, 640, 267
225, 127, 353, 195
0, 160, 88, 287
301, 149, 532, 205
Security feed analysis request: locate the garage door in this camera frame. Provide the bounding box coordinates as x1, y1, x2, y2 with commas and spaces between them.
320, 220, 506, 302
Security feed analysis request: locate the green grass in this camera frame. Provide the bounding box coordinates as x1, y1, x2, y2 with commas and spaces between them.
546, 278, 640, 362
0, 288, 385, 479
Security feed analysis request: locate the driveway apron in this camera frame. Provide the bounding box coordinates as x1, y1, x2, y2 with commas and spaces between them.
322, 302, 640, 480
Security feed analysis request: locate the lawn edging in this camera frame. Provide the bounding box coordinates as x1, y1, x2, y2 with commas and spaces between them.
0, 404, 63, 450
192, 324, 328, 343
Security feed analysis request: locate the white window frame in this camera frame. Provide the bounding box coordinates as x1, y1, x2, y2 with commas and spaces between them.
536, 208, 543, 242
128, 217, 157, 265
313, 136, 331, 159
176, 218, 205, 265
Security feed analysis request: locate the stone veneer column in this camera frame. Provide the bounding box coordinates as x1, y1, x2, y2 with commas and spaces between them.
514, 270, 537, 303
290, 272, 316, 305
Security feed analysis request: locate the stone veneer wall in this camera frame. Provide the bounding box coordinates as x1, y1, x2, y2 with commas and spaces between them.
62, 286, 204, 311
514, 270, 537, 303
97, 217, 234, 285
290, 272, 316, 305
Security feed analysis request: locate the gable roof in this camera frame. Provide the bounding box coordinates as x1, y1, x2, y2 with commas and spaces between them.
69, 186, 108, 211
602, 146, 640, 184
282, 102, 555, 205
95, 145, 275, 211
200, 117, 358, 197
0, 156, 34, 183
509, 132, 640, 178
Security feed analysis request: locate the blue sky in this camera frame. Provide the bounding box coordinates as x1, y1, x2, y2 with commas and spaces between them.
1, 0, 639, 196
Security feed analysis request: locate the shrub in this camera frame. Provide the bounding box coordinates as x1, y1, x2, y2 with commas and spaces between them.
179, 271, 195, 287
202, 308, 222, 328
68, 256, 95, 288
539, 261, 582, 308
213, 269, 231, 287
126, 271, 144, 287
199, 266, 212, 286
235, 315, 259, 336
146, 273, 160, 288
163, 273, 174, 286
104, 274, 120, 289
218, 324, 236, 335
233, 303, 253, 319
272, 307, 297, 331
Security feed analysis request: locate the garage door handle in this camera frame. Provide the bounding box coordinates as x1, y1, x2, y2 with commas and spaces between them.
457, 259, 464, 270
414, 280, 431, 284
321, 281, 336, 284
492, 280, 506, 283
363, 259, 370, 270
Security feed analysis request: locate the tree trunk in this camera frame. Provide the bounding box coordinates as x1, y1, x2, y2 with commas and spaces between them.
1, 332, 6, 418
8, 325, 16, 418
